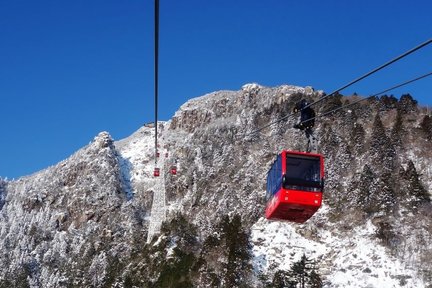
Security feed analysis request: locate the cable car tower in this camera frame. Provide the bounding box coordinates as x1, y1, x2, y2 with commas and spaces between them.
153, 0, 160, 177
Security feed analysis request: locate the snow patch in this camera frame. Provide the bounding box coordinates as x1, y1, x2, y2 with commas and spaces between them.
242, 83, 264, 92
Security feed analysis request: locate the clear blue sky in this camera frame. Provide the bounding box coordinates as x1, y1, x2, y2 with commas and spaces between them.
1, 0, 431, 179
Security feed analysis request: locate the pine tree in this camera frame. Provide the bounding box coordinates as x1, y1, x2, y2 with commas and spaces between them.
403, 161, 430, 209
160, 213, 199, 253
370, 113, 396, 172
271, 270, 295, 288
321, 125, 339, 157
291, 255, 308, 288
308, 270, 323, 288
379, 95, 398, 111
343, 106, 358, 133
370, 113, 388, 150
151, 214, 200, 287
0, 178, 5, 210
288, 254, 320, 288
356, 165, 376, 212
367, 96, 380, 110
154, 248, 196, 288
350, 122, 365, 154
321, 92, 343, 115
420, 115, 432, 140
353, 165, 396, 214
375, 221, 398, 248
377, 172, 396, 213
371, 113, 388, 151
390, 109, 404, 149
219, 214, 252, 288
397, 93, 417, 114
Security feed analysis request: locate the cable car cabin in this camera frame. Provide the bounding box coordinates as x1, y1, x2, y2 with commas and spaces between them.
170, 166, 177, 175
265, 151, 324, 223
154, 167, 160, 177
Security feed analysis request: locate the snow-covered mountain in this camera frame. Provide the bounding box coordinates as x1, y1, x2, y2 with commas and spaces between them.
0, 84, 431, 287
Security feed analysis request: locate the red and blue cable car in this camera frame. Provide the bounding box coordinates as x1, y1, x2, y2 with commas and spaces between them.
265, 150, 324, 223
170, 166, 177, 175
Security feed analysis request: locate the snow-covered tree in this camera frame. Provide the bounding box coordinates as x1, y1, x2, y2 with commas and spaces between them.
370, 113, 396, 173
401, 161, 430, 209
390, 108, 404, 149
397, 93, 417, 114
350, 122, 366, 154
420, 115, 432, 140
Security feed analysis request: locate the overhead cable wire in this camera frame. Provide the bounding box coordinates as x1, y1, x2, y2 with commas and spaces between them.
154, 0, 159, 164
242, 71, 432, 140
300, 71, 432, 125
303, 38, 432, 110
242, 38, 432, 138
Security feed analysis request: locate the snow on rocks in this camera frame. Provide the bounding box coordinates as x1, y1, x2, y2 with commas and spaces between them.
251, 218, 425, 288
242, 83, 264, 92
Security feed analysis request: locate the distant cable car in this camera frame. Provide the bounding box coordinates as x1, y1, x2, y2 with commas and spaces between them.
170, 166, 177, 175
154, 167, 160, 177
265, 150, 324, 223
165, 152, 169, 158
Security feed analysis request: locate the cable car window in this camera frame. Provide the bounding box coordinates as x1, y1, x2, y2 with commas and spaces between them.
284, 155, 321, 191
266, 154, 283, 200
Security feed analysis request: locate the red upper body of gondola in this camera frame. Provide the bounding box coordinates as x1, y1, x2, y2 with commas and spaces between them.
265, 150, 324, 223
170, 166, 177, 175
154, 167, 160, 177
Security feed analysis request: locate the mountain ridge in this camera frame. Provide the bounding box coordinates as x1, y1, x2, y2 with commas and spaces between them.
0, 83, 431, 287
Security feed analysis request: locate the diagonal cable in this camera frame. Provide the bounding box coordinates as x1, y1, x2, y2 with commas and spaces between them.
303, 38, 432, 110
300, 71, 432, 124
242, 38, 432, 138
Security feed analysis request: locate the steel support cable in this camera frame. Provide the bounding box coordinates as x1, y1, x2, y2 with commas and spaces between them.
154, 0, 159, 164
299, 71, 432, 125
241, 38, 432, 138
241, 71, 432, 140
303, 38, 432, 110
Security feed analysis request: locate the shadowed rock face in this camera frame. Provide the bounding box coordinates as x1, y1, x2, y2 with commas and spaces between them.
0, 84, 431, 287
